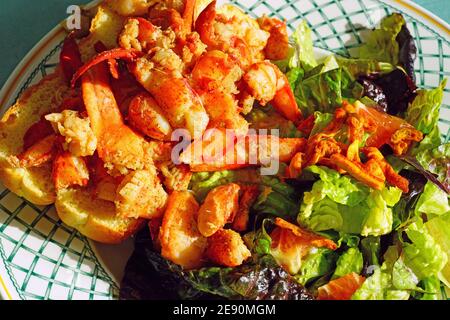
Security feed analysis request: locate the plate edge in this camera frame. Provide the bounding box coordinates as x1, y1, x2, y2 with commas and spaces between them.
392, 0, 450, 36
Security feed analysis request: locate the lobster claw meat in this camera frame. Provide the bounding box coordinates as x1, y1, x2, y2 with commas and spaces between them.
183, 0, 215, 34
94, 41, 120, 79
52, 151, 90, 190
71, 48, 143, 88
81, 61, 151, 172
16, 135, 58, 168
243, 61, 303, 124
179, 129, 306, 172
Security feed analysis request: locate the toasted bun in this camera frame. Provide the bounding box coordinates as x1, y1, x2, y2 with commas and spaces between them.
56, 188, 145, 244
0, 71, 68, 205
0, 71, 142, 243
78, 4, 125, 62
0, 4, 143, 243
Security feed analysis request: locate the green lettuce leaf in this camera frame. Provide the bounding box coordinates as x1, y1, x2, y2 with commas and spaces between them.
337, 233, 360, 248
294, 67, 343, 116
352, 246, 418, 300
416, 143, 450, 191
321, 55, 340, 72
292, 20, 318, 71
298, 167, 402, 236
408, 80, 446, 155
341, 67, 365, 101
412, 126, 442, 154
336, 56, 395, 78
332, 247, 363, 279
392, 257, 419, 291
253, 176, 301, 218
419, 276, 442, 300
304, 166, 369, 206
286, 68, 304, 90
294, 67, 364, 116
304, 56, 339, 79
392, 170, 427, 230
310, 112, 334, 137
360, 236, 381, 267
299, 197, 346, 232
359, 96, 382, 110
351, 267, 391, 300
295, 248, 338, 286
357, 13, 406, 65
381, 186, 404, 207
405, 79, 447, 135
425, 212, 450, 287
403, 220, 448, 280
244, 219, 273, 256
360, 188, 399, 236
415, 181, 450, 218
299, 191, 395, 236
189, 169, 260, 201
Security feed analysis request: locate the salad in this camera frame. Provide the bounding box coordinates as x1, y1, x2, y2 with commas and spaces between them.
119, 4, 450, 300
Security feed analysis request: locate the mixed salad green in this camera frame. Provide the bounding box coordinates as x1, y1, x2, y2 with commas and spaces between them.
120, 13, 450, 300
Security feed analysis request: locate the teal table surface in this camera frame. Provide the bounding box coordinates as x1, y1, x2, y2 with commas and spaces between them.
0, 0, 449, 88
